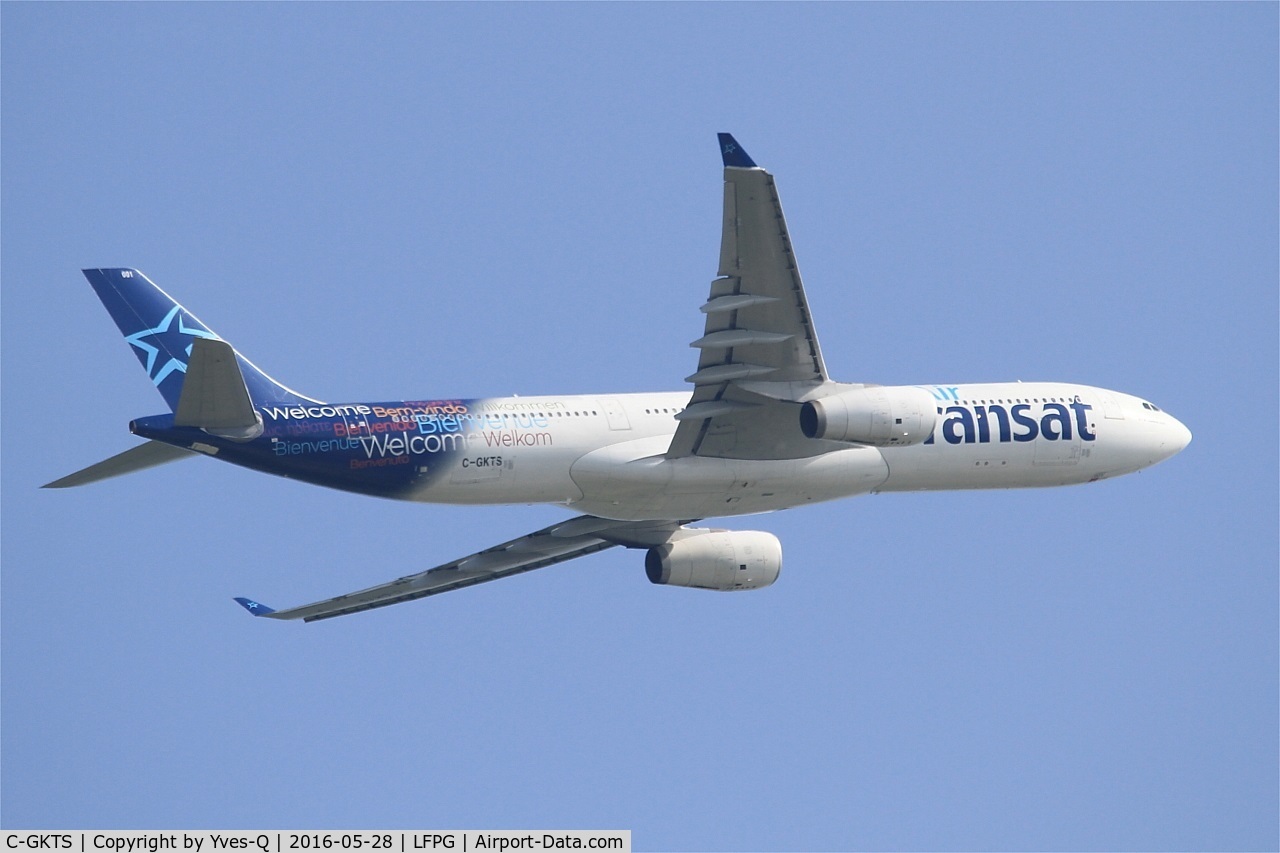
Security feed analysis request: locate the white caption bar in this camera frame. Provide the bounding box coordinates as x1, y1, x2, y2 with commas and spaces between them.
2, 833, 629, 853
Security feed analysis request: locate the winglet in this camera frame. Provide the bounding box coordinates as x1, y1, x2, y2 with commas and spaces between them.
233, 597, 277, 617
717, 133, 758, 168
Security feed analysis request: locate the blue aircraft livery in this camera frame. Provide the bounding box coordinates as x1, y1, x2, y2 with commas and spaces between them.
47, 134, 1190, 622
923, 398, 1097, 445
83, 268, 312, 409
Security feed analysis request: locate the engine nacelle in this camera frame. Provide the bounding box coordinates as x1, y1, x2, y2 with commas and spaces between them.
645, 530, 781, 591
800, 385, 937, 447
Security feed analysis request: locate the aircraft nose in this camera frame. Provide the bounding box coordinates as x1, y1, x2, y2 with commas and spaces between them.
1168, 416, 1192, 454
1156, 414, 1192, 462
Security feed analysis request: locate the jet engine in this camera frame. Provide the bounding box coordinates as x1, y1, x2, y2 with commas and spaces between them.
800, 385, 937, 447
645, 530, 782, 591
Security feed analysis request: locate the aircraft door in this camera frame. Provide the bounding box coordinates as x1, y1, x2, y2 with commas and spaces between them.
1098, 391, 1125, 420
1033, 430, 1081, 467
600, 398, 632, 431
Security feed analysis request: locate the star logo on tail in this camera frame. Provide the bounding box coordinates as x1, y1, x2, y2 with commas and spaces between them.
124, 306, 219, 387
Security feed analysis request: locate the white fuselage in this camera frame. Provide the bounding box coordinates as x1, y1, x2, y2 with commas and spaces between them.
399, 382, 1191, 522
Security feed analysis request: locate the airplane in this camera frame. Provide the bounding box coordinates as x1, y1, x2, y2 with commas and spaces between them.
45, 133, 1192, 622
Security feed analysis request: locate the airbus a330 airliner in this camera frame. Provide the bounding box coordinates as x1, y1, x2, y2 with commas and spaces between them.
47, 134, 1191, 622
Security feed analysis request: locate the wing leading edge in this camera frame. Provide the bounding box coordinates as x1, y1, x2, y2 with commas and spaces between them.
667, 134, 830, 460
236, 516, 699, 622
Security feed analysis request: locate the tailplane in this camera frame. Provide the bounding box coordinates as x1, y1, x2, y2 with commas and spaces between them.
42, 441, 194, 489
82, 268, 315, 410
43, 269, 313, 488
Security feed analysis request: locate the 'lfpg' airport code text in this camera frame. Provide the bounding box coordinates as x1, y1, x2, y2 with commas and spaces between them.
3, 832, 629, 853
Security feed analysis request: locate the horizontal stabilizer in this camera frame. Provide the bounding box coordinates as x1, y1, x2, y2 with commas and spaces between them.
42, 440, 194, 489
174, 338, 263, 440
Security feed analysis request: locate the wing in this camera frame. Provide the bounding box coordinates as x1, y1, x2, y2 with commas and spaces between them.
235, 515, 695, 622
668, 134, 829, 460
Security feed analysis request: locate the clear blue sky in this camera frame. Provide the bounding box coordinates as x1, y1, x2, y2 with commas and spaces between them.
3, 4, 1276, 849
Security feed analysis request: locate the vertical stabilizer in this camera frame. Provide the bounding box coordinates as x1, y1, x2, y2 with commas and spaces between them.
82, 268, 317, 410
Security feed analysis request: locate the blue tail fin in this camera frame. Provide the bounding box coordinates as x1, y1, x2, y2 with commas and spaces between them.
83, 268, 316, 410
